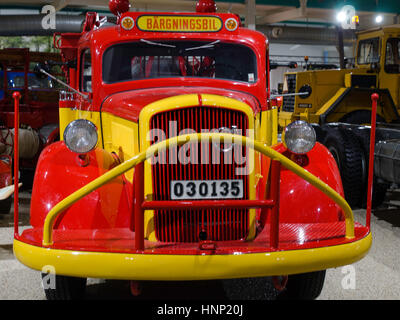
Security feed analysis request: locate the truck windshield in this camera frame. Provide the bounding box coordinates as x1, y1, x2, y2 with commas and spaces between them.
102, 40, 257, 83
385, 38, 400, 73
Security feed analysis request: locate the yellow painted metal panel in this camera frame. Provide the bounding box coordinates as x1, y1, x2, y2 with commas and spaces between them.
315, 87, 348, 117
59, 108, 102, 145
101, 112, 139, 182
271, 107, 278, 145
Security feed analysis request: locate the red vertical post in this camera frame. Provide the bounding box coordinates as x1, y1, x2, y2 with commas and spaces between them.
134, 161, 145, 251
270, 160, 281, 249
366, 93, 379, 228
12, 91, 21, 238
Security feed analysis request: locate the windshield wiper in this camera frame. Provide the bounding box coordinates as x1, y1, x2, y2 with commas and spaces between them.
185, 40, 220, 51
140, 39, 176, 48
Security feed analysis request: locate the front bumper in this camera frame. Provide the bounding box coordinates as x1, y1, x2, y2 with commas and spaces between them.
15, 132, 370, 280
14, 232, 371, 280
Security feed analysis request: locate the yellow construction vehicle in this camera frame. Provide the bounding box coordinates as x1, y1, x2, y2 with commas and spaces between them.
279, 25, 400, 209
279, 24, 400, 128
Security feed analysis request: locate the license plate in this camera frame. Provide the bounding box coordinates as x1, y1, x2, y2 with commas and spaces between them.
170, 179, 243, 200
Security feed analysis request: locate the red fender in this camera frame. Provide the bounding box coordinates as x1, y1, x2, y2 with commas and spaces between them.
264, 142, 344, 225
30, 141, 131, 230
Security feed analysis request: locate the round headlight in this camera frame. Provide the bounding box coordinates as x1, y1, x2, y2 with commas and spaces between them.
283, 120, 316, 154
63, 119, 98, 154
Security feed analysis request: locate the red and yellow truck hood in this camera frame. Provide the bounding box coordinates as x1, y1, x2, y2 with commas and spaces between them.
101, 87, 261, 122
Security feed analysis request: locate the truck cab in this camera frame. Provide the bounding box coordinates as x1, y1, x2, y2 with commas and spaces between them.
356, 26, 400, 110
13, 0, 371, 300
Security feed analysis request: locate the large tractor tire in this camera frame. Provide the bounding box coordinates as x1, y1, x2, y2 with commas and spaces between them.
277, 270, 326, 300
323, 128, 365, 208
339, 110, 386, 125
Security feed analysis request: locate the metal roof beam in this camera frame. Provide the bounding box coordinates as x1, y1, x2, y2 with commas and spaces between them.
245, 0, 256, 30
258, 0, 306, 24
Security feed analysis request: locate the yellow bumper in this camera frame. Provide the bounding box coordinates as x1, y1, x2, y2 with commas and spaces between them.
14, 233, 371, 280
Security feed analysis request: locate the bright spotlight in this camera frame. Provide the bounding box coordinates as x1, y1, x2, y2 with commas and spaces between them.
375, 15, 383, 23
336, 11, 346, 22
336, 5, 357, 29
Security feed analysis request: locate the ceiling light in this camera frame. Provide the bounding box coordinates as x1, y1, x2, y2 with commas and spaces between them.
336, 11, 346, 22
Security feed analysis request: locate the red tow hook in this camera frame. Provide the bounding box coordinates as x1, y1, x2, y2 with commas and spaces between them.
272, 275, 288, 291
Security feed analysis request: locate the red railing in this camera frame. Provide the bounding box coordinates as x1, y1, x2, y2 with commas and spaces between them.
13, 91, 21, 238
366, 93, 379, 228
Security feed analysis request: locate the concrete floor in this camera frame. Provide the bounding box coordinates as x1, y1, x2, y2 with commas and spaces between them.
1, 190, 400, 300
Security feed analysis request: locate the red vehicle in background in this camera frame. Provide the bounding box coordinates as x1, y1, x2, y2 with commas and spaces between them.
12, 0, 373, 300
0, 49, 60, 213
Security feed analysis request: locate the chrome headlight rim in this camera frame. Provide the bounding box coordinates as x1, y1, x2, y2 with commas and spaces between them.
63, 119, 98, 154
283, 120, 316, 155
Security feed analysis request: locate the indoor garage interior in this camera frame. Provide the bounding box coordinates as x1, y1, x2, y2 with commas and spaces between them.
0, 0, 400, 302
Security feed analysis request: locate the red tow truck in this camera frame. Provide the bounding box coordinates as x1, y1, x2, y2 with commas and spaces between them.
12, 0, 372, 300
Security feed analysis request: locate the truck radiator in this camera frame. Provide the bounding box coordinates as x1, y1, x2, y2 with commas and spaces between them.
149, 106, 249, 242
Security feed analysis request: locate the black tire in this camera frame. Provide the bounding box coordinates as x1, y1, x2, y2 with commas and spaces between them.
0, 197, 12, 215
339, 110, 386, 125
277, 270, 326, 300
323, 128, 365, 208
41, 273, 87, 300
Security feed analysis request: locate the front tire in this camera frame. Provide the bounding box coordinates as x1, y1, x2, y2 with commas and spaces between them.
41, 273, 87, 300
277, 270, 326, 300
